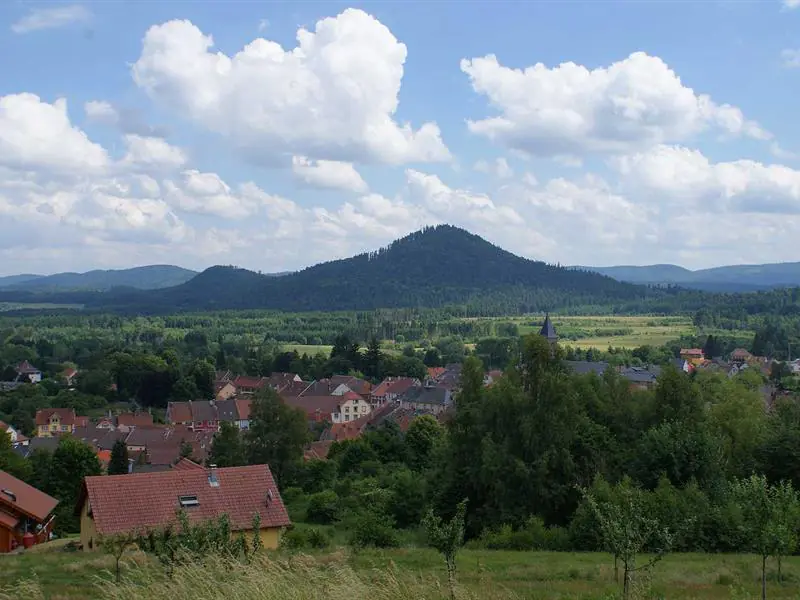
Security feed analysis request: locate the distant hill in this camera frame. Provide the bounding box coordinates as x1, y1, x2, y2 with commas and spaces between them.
0, 226, 647, 313
0, 274, 42, 288
0, 265, 197, 292
575, 262, 800, 292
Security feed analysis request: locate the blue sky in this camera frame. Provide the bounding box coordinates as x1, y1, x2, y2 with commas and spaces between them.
1, 1, 799, 275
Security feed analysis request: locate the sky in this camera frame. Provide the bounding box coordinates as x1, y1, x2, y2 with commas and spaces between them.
2, 1, 800, 276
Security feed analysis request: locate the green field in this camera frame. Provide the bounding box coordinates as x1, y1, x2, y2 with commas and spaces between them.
2, 543, 799, 599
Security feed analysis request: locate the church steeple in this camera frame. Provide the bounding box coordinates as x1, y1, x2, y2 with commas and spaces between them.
539, 313, 557, 345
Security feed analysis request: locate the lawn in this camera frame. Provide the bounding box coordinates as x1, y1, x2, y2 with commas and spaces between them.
2, 543, 800, 599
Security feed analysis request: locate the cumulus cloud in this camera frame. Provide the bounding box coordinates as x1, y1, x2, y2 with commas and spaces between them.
474, 157, 513, 178
0, 94, 109, 173
11, 4, 91, 34
85, 100, 170, 137
461, 51, 769, 157
291, 156, 368, 192
122, 135, 188, 170
784, 0, 800, 9
614, 145, 800, 214
131, 9, 450, 165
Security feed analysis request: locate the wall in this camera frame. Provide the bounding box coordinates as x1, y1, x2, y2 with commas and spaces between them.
258, 526, 283, 549
79, 498, 98, 551
0, 526, 11, 553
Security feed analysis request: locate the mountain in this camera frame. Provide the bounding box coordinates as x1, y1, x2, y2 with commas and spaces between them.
576, 262, 800, 292
0, 274, 43, 288
0, 265, 197, 292
0, 226, 646, 313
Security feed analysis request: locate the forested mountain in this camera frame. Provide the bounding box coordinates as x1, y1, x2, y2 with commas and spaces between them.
0, 226, 649, 313
577, 261, 800, 291
0, 265, 197, 292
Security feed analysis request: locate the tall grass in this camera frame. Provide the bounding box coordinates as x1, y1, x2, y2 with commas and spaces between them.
1, 554, 519, 600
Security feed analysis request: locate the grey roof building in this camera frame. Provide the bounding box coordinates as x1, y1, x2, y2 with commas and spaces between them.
540, 314, 558, 344
565, 361, 609, 376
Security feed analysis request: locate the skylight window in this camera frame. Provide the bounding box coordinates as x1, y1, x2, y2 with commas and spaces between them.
178, 495, 199, 508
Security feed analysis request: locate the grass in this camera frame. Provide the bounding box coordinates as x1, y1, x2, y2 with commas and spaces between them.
3, 543, 800, 599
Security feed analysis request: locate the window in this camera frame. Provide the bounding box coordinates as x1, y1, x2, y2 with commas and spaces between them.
178, 495, 200, 508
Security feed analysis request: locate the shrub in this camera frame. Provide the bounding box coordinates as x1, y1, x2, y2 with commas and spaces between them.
478, 517, 571, 551
306, 490, 340, 525
347, 511, 400, 549
306, 528, 331, 550
279, 528, 307, 551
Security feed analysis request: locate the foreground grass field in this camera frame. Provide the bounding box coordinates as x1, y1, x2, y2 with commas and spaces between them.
2, 544, 800, 599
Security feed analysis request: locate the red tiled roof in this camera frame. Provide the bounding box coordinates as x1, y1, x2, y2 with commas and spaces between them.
81, 464, 290, 536
386, 377, 418, 396
427, 367, 446, 379
680, 348, 704, 355
304, 441, 333, 460
342, 391, 363, 402
284, 395, 341, 420
233, 376, 268, 390
16, 361, 40, 374
329, 413, 370, 441
76, 416, 89, 428
371, 379, 395, 397
62, 368, 78, 379
0, 469, 59, 523
280, 380, 312, 397
34, 408, 76, 427
173, 458, 204, 471
117, 412, 154, 428
234, 399, 251, 421
167, 402, 192, 424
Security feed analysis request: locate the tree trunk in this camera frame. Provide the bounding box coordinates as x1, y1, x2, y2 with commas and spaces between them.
614, 555, 619, 583
446, 555, 457, 600
762, 555, 767, 600
623, 562, 631, 600
777, 555, 782, 583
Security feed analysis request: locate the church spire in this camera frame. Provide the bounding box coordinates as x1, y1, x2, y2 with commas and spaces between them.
539, 313, 557, 344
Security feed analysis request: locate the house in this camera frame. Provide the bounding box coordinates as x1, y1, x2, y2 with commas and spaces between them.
433, 364, 462, 391
116, 412, 154, 432
12, 436, 60, 459
330, 375, 372, 398
679, 348, 705, 366
0, 469, 59, 553
371, 377, 420, 405
234, 399, 251, 430
35, 408, 86, 438
233, 376, 269, 396
565, 361, 609, 376
0, 420, 27, 446
16, 361, 42, 384
215, 399, 239, 426
214, 381, 237, 402
166, 400, 219, 432
730, 348, 754, 365
300, 379, 351, 397
61, 367, 78, 388
619, 366, 661, 391
398, 385, 452, 415
77, 464, 291, 551
267, 372, 303, 392
336, 391, 372, 422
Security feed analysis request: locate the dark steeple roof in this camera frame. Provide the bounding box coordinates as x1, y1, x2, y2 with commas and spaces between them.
539, 314, 557, 342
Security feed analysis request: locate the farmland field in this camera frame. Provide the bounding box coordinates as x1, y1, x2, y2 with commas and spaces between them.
1, 544, 799, 599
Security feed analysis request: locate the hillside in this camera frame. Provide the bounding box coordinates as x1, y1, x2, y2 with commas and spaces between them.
0, 265, 197, 292
577, 262, 800, 291
61, 226, 646, 313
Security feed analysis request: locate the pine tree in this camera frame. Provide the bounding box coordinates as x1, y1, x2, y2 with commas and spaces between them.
107, 439, 129, 475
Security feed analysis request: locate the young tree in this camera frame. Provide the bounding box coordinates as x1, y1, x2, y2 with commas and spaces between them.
101, 532, 138, 582
584, 478, 672, 600
246, 388, 309, 485
209, 422, 247, 468
732, 475, 800, 599
0, 430, 31, 481
422, 499, 468, 600
405, 414, 444, 471
107, 439, 130, 475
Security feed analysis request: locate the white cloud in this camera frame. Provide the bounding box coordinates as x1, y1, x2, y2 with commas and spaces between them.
163, 171, 259, 219
122, 135, 188, 170
0, 94, 109, 173
258, 19, 269, 32
782, 49, 800, 68
11, 4, 91, 34
291, 156, 368, 192
474, 157, 513, 178
461, 51, 769, 157
84, 100, 119, 124
131, 9, 450, 165
784, 0, 800, 8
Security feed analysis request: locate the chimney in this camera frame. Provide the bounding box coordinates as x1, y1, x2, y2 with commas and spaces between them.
127, 458, 135, 474
208, 464, 220, 487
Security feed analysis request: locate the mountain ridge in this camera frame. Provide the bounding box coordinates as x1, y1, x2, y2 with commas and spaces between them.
0, 226, 647, 313
0, 265, 198, 292
575, 262, 800, 291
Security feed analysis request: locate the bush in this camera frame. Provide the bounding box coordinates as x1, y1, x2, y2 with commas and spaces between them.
478, 517, 571, 551
306, 528, 331, 549
347, 511, 400, 549
279, 528, 307, 551
306, 490, 340, 525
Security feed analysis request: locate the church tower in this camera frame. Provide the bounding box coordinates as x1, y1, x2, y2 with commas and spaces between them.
539, 313, 558, 347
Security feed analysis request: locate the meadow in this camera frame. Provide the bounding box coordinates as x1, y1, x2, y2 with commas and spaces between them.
2, 543, 800, 600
